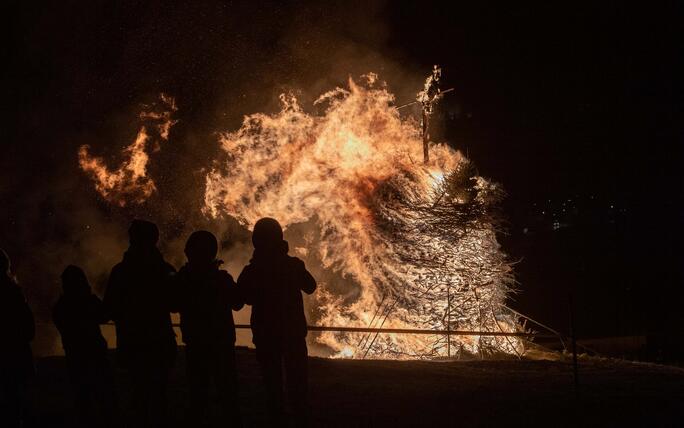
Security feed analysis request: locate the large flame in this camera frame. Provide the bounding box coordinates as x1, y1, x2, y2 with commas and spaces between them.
77, 75, 521, 358
79, 94, 177, 206
204, 75, 522, 358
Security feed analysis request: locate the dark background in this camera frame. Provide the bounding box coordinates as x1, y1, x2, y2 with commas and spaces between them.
4, 1, 682, 358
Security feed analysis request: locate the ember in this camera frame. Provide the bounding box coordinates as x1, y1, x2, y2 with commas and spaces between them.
203, 73, 522, 358
79, 72, 522, 359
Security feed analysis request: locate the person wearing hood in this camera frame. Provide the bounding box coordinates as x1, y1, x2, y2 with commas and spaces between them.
53, 265, 117, 427
103, 220, 176, 427
237, 218, 317, 425
171, 230, 243, 426
0, 249, 35, 428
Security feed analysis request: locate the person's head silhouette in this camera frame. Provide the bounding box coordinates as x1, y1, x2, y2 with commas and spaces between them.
128, 220, 159, 248
61, 265, 91, 297
0, 248, 10, 276
252, 218, 285, 252
184, 230, 218, 265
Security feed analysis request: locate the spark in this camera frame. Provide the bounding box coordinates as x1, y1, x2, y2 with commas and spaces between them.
204, 75, 521, 358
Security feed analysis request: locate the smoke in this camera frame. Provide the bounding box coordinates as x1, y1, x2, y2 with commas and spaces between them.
3, 0, 484, 356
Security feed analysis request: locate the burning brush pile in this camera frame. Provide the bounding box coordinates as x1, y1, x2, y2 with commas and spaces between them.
80, 73, 523, 359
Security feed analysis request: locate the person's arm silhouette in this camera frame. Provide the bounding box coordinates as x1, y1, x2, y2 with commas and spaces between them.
103, 267, 122, 322
167, 270, 182, 314
222, 271, 244, 311
294, 258, 317, 295
92, 293, 109, 324
162, 263, 177, 314
236, 266, 256, 306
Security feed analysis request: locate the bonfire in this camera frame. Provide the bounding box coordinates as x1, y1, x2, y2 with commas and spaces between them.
79, 71, 523, 359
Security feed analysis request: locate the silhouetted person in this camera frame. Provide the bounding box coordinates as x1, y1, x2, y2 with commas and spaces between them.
171, 231, 243, 426
104, 220, 176, 428
0, 249, 34, 428
237, 218, 317, 426
53, 265, 117, 427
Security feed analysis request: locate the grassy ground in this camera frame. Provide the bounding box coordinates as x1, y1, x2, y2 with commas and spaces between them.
30, 347, 684, 427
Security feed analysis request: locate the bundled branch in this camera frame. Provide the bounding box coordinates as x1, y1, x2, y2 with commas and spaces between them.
361, 161, 521, 358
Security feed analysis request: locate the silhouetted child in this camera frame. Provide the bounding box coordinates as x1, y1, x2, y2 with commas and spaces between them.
0, 248, 34, 428
171, 231, 243, 426
53, 265, 117, 427
104, 220, 177, 427
237, 218, 317, 426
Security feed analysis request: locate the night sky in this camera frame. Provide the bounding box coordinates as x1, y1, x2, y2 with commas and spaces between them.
4, 1, 682, 356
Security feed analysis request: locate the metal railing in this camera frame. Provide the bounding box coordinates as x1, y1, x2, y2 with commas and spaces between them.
100, 319, 562, 341
233, 324, 555, 338
99, 307, 569, 357
93, 320, 569, 361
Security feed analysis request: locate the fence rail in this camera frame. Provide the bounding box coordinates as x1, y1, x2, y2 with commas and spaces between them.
236, 324, 555, 338
104, 322, 553, 339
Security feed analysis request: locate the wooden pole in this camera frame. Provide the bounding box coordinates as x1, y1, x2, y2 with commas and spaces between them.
422, 110, 430, 163
240, 324, 550, 337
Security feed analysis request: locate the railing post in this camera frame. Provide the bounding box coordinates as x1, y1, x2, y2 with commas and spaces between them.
447, 283, 451, 358
569, 293, 579, 399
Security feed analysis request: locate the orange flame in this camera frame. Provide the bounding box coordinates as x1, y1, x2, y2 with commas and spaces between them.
204, 75, 522, 358
76, 76, 522, 359
78, 94, 177, 206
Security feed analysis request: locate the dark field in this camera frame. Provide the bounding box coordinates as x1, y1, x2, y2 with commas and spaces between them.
30, 348, 684, 427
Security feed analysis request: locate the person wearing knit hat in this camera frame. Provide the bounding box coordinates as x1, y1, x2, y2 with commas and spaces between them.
237, 218, 317, 425
171, 230, 243, 425
103, 220, 176, 427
